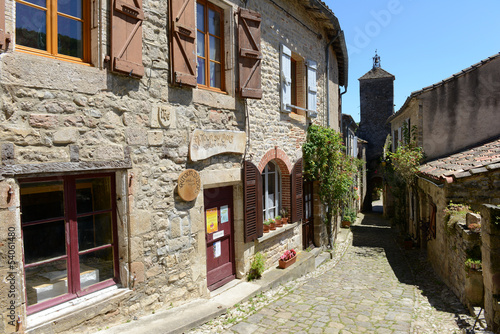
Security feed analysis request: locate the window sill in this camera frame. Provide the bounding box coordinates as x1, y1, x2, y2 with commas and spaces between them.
257, 221, 300, 243
27, 285, 132, 330
193, 88, 235, 110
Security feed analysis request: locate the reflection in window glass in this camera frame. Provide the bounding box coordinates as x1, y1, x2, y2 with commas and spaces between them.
58, 0, 82, 18
209, 36, 220, 61
58, 16, 83, 58
23, 220, 66, 264
78, 213, 112, 251
197, 58, 206, 85
210, 62, 221, 88
15, 3, 47, 51
21, 181, 64, 223
25, 260, 68, 306
80, 247, 114, 288
208, 9, 220, 36
76, 177, 111, 214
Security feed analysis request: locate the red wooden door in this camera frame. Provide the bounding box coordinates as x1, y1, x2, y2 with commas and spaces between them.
204, 186, 235, 291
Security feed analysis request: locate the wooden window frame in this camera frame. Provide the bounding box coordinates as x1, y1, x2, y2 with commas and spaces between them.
15, 0, 91, 64
196, 0, 225, 92
20, 173, 119, 314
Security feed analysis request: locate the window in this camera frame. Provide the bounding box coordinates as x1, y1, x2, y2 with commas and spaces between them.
20, 173, 118, 313
15, 0, 90, 62
280, 44, 317, 117
196, 0, 224, 90
262, 161, 281, 220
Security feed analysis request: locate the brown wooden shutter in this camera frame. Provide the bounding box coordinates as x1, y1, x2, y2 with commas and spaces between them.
243, 161, 262, 242
238, 8, 262, 99
291, 159, 303, 223
110, 0, 144, 78
0, 0, 10, 51
169, 0, 197, 87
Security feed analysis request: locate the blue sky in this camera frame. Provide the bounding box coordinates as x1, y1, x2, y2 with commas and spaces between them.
325, 0, 500, 123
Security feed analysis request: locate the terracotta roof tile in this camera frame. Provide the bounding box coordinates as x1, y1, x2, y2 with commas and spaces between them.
419, 137, 500, 179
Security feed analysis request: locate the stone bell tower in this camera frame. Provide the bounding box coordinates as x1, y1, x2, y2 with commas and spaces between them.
357, 51, 395, 211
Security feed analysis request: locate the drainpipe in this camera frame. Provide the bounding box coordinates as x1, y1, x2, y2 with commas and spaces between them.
326, 31, 340, 128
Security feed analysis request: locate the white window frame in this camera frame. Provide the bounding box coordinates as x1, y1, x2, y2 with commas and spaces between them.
262, 161, 281, 221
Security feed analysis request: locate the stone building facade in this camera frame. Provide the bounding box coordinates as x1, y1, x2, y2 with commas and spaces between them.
0, 0, 347, 332
389, 53, 500, 330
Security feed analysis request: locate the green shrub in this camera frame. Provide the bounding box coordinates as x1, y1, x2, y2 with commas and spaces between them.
247, 252, 265, 281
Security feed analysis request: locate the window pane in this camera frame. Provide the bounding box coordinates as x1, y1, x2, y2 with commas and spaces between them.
15, 3, 47, 51
76, 177, 112, 214
197, 58, 205, 85
80, 247, 114, 288
22, 0, 46, 6
21, 181, 64, 223
57, 0, 82, 18
26, 260, 68, 305
208, 9, 220, 36
23, 220, 66, 264
209, 35, 220, 61
210, 62, 221, 88
197, 31, 205, 57
196, 3, 205, 32
78, 213, 112, 251
57, 16, 83, 58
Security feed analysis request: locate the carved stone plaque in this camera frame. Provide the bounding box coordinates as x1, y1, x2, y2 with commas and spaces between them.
189, 129, 246, 161
158, 105, 172, 128
178, 169, 201, 202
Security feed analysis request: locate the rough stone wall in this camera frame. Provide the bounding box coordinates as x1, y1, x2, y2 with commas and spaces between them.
0, 0, 343, 333
358, 77, 394, 162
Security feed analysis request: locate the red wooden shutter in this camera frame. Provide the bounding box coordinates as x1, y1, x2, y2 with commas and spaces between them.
110, 0, 144, 77
291, 159, 303, 223
0, 0, 10, 51
243, 161, 262, 242
170, 0, 197, 87
238, 8, 262, 99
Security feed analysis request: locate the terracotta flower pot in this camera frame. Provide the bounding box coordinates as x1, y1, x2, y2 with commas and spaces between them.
278, 255, 296, 269
270, 222, 276, 230
341, 220, 351, 228
275, 218, 283, 227
263, 224, 270, 233
282, 217, 288, 225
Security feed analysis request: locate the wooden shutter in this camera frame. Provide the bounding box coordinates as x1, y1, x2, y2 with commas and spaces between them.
238, 8, 262, 99
0, 0, 10, 51
306, 60, 318, 118
243, 161, 262, 242
170, 0, 197, 87
291, 159, 303, 223
110, 0, 144, 78
280, 44, 292, 113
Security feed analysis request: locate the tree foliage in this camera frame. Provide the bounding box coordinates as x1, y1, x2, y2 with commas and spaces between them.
303, 124, 360, 248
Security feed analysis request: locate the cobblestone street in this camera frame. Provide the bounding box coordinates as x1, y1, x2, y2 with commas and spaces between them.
191, 211, 474, 334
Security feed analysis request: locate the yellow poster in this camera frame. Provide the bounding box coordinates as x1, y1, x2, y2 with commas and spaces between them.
206, 207, 218, 234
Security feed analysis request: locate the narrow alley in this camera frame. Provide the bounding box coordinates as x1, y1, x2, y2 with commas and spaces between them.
192, 211, 474, 334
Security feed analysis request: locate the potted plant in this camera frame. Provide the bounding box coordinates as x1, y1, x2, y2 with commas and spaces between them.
465, 258, 482, 271
403, 234, 413, 250
263, 219, 271, 233
275, 215, 282, 227
269, 218, 276, 230
280, 208, 289, 224
341, 208, 356, 228
278, 249, 297, 269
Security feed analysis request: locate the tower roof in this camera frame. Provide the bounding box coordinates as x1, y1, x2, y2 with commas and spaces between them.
359, 67, 395, 80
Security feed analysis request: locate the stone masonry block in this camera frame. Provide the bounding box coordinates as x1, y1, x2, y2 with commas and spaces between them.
130, 262, 145, 284
148, 130, 164, 146
130, 209, 152, 235
29, 114, 58, 129
53, 128, 79, 144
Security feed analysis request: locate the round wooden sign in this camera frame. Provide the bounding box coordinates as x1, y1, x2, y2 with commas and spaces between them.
178, 169, 201, 202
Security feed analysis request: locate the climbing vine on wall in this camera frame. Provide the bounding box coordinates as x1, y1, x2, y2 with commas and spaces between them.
303, 124, 361, 248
